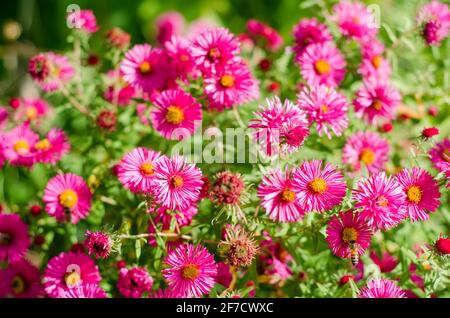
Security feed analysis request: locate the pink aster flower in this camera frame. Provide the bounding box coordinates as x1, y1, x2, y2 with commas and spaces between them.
103, 70, 136, 106
0, 213, 31, 263
165, 36, 196, 81
358, 40, 391, 81
215, 261, 232, 288
68, 10, 98, 33
33, 128, 70, 164
2, 124, 39, 167
191, 27, 240, 71
28, 53, 74, 92
258, 232, 293, 285
43, 173, 92, 224
298, 42, 346, 88
257, 168, 305, 222
353, 80, 401, 124
416, 1, 450, 46
60, 284, 107, 298
155, 11, 185, 45
249, 97, 309, 156
43, 251, 101, 298
342, 131, 389, 175
292, 18, 333, 58
326, 210, 372, 259
120, 44, 171, 94
396, 167, 441, 222
292, 160, 347, 213
84, 230, 112, 259
162, 244, 217, 298
370, 251, 398, 273
204, 59, 259, 110
359, 278, 405, 298
429, 138, 450, 172
353, 172, 407, 230
117, 267, 153, 298
0, 259, 44, 298
153, 156, 203, 211
332, 0, 378, 42
150, 89, 202, 140
297, 84, 349, 138
116, 147, 162, 193
15, 98, 49, 123
246, 19, 283, 52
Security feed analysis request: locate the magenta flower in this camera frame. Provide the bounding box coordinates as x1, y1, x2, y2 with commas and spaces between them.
292, 18, 333, 58
117, 147, 162, 193
28, 53, 74, 92
332, 0, 378, 42
298, 42, 346, 88
117, 267, 153, 298
191, 27, 240, 72
150, 89, 202, 140
120, 44, 171, 94
297, 84, 349, 138
249, 97, 309, 156
326, 210, 372, 259
165, 36, 196, 81
257, 168, 305, 222
359, 278, 405, 298
162, 244, 217, 298
103, 70, 136, 106
0, 259, 44, 298
60, 284, 107, 298
2, 124, 39, 167
33, 128, 70, 165
370, 251, 398, 273
0, 213, 30, 263
84, 230, 112, 259
43, 173, 92, 224
149, 288, 180, 298
353, 80, 401, 125
15, 98, 49, 123
246, 19, 283, 52
155, 11, 185, 45
396, 167, 441, 222
292, 160, 347, 213
204, 59, 259, 110
43, 252, 101, 298
68, 10, 98, 33
342, 131, 389, 175
353, 172, 407, 230
153, 156, 203, 211
358, 40, 391, 81
416, 1, 450, 46
429, 138, 450, 172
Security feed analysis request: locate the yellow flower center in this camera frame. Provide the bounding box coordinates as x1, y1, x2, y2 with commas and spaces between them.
219, 74, 235, 88
441, 149, 450, 162
371, 100, 383, 111
26, 107, 38, 120
35, 138, 51, 151
359, 148, 375, 165
140, 162, 155, 176
11, 276, 25, 295
65, 271, 81, 287
13, 140, 30, 155
139, 61, 152, 74
165, 106, 185, 125
342, 227, 358, 243
314, 59, 331, 75
377, 195, 389, 207
371, 55, 382, 69
179, 54, 189, 62
280, 188, 296, 203
406, 185, 422, 204
59, 189, 78, 209
321, 104, 329, 113
181, 264, 200, 281
171, 175, 184, 188
308, 178, 328, 194
208, 47, 221, 60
